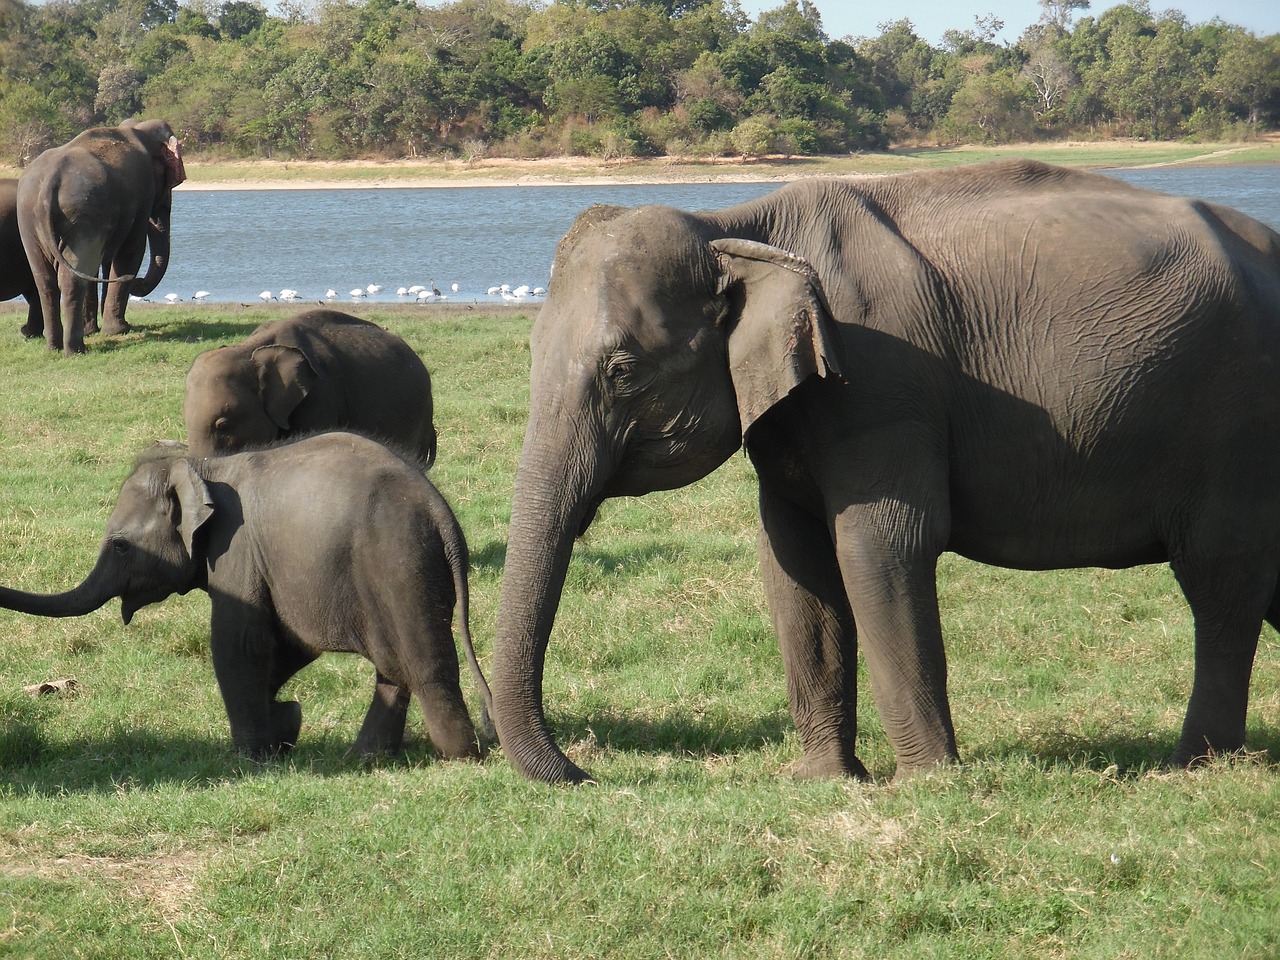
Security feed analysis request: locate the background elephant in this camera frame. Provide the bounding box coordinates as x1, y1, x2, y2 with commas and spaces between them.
0, 432, 492, 760
184, 308, 437, 467
491, 158, 1280, 784
17, 117, 184, 355
0, 179, 41, 338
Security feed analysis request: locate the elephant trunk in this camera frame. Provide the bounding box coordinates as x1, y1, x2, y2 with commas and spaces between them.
0, 550, 115, 619
492, 410, 601, 784
130, 209, 171, 298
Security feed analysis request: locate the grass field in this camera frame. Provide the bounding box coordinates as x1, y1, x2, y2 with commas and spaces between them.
0, 303, 1276, 958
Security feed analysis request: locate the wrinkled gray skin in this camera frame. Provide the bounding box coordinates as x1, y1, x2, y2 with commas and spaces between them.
0, 432, 492, 760
0, 179, 41, 337
493, 158, 1280, 784
184, 309, 437, 467
17, 118, 185, 355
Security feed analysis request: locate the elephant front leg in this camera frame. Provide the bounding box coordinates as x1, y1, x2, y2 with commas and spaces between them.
352, 672, 411, 759
832, 499, 959, 777
759, 488, 867, 780
210, 608, 292, 758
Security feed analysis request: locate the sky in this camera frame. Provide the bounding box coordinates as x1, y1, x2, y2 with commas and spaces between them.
735, 0, 1280, 45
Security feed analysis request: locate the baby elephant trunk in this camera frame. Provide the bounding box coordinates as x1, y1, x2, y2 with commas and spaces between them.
0, 552, 116, 619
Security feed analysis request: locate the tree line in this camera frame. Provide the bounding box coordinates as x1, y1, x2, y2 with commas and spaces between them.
1, 0, 1277, 165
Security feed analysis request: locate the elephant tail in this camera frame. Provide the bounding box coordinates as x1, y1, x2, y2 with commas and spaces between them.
51, 242, 137, 285
443, 512, 496, 745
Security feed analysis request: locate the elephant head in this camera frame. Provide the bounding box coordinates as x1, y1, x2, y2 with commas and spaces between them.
184, 343, 316, 457
0, 449, 212, 625
492, 204, 842, 783
123, 118, 186, 298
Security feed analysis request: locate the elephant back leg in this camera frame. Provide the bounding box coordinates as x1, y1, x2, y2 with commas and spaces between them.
57, 268, 91, 355
352, 671, 411, 758
1168, 552, 1273, 765
369, 603, 481, 761
100, 230, 145, 335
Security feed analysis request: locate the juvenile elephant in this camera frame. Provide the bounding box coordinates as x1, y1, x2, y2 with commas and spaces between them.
17, 118, 185, 354
0, 432, 492, 760
0, 179, 41, 337
492, 158, 1280, 784
184, 309, 437, 467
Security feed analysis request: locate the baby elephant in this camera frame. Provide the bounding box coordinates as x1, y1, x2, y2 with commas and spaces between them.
0, 432, 492, 761
184, 309, 437, 467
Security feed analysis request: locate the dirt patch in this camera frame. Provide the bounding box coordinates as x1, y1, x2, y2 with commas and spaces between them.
1, 848, 206, 928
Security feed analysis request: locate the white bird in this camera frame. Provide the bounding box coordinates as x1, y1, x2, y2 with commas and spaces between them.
533, 287, 546, 296
366, 284, 381, 295
451, 282, 459, 293
325, 289, 338, 299
396, 287, 409, 297
192, 290, 210, 301
279, 289, 299, 301
259, 291, 274, 302
350, 288, 367, 298
486, 286, 500, 296
501, 289, 517, 302
513, 284, 530, 298
163, 292, 182, 303
408, 284, 425, 294
415, 288, 435, 301
500, 283, 511, 293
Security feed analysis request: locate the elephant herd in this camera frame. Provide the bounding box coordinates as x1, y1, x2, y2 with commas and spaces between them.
5, 142, 1280, 785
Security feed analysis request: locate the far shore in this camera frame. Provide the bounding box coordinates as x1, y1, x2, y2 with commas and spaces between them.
7, 139, 1275, 191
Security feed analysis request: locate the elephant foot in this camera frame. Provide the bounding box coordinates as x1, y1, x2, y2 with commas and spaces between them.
100, 320, 131, 336
1168, 736, 1246, 769
19, 324, 41, 339
270, 700, 303, 753
785, 750, 871, 782
84, 319, 99, 336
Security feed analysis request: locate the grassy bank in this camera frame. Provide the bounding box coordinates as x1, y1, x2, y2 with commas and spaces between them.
5, 139, 1278, 188
0, 303, 1277, 958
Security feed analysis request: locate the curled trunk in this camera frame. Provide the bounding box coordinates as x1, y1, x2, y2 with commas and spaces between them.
130, 212, 171, 298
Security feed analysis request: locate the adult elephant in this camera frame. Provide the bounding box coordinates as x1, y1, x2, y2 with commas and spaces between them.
492, 158, 1280, 784
0, 179, 40, 337
183, 309, 437, 466
17, 118, 185, 355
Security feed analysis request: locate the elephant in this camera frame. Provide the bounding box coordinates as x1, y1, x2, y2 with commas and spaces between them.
184, 309, 438, 467
490, 158, 1280, 784
0, 432, 492, 760
17, 118, 185, 355
0, 179, 41, 337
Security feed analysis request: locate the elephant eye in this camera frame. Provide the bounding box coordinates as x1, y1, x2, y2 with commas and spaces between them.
213, 416, 229, 433
111, 537, 132, 556
604, 353, 654, 396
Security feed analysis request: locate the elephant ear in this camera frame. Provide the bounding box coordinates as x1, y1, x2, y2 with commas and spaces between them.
169, 459, 214, 558
253, 344, 316, 432
711, 238, 844, 437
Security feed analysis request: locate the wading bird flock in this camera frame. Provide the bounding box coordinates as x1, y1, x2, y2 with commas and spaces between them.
142, 280, 546, 306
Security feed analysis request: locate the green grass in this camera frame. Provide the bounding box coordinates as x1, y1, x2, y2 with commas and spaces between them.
0, 303, 1276, 959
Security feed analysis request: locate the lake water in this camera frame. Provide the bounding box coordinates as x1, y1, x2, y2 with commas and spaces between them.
157, 166, 1280, 305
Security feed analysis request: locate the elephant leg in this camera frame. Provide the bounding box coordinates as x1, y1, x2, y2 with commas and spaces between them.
352, 672, 411, 758
210, 605, 287, 758
1168, 555, 1271, 765
19, 296, 42, 339
758, 485, 867, 780
57, 270, 89, 355
387, 615, 481, 761
101, 243, 139, 335
267, 641, 317, 754
831, 488, 958, 776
